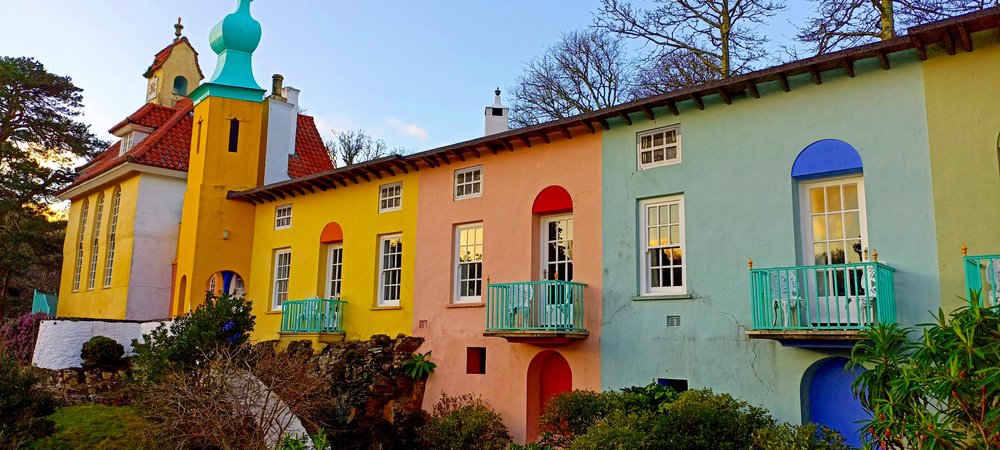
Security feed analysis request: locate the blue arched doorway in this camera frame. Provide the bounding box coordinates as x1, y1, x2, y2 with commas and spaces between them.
804, 357, 867, 448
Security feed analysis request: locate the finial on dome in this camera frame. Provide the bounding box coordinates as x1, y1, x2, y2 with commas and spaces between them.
174, 17, 183, 40
495, 87, 501, 97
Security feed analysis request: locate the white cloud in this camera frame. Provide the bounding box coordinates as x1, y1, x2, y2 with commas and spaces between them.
385, 117, 428, 140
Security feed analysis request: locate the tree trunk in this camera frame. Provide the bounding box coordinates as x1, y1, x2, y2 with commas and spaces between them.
0, 271, 10, 320
880, 0, 896, 40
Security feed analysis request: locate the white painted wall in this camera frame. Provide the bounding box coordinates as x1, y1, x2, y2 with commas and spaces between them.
263, 88, 299, 185
127, 173, 186, 320
32, 319, 168, 369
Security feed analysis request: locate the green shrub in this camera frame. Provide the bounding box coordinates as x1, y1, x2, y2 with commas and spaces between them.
538, 390, 629, 448
0, 347, 56, 448
651, 389, 775, 450
567, 410, 655, 450
421, 393, 512, 450
849, 293, 1000, 449
130, 292, 254, 381
80, 336, 125, 369
618, 381, 679, 414
752, 423, 849, 450
401, 351, 436, 379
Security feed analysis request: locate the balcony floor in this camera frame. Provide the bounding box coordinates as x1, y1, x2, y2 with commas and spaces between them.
278, 331, 346, 350
746, 329, 864, 349
483, 329, 589, 345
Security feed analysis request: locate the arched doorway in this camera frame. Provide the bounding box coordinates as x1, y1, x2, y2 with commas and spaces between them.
526, 351, 572, 441
206, 271, 246, 296
803, 357, 867, 448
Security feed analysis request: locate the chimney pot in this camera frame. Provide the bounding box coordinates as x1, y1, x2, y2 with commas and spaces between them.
271, 74, 285, 100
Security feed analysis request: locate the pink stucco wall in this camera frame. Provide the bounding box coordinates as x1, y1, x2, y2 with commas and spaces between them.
412, 132, 603, 443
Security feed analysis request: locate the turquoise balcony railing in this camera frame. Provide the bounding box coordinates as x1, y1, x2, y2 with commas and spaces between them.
485, 280, 586, 332
963, 253, 1000, 307
750, 262, 896, 331
280, 298, 346, 333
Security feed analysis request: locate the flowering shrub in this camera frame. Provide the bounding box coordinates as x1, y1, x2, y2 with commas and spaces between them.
0, 312, 50, 364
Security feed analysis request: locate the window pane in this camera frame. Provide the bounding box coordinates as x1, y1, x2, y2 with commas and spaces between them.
847, 240, 863, 263
653, 149, 664, 161
814, 243, 829, 265
827, 186, 842, 212
647, 206, 657, 227
653, 133, 664, 146
641, 136, 652, 149
812, 216, 828, 241
829, 241, 846, 264
843, 184, 859, 210
829, 214, 844, 240
658, 205, 669, 225
665, 147, 677, 160
810, 188, 825, 214
845, 211, 861, 239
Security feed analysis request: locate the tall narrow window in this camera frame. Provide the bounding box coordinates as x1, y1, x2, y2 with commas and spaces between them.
378, 235, 403, 306
272, 248, 292, 310
326, 244, 343, 298
454, 224, 484, 303
87, 193, 105, 289
274, 204, 292, 229
228, 118, 240, 153
73, 199, 90, 291
104, 187, 121, 287
379, 182, 402, 212
454, 166, 483, 199
640, 196, 685, 295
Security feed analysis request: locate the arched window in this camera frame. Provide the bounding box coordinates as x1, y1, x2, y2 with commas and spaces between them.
73, 199, 90, 291
533, 186, 574, 282
172, 76, 188, 96
104, 186, 121, 287
87, 193, 105, 289
320, 222, 344, 298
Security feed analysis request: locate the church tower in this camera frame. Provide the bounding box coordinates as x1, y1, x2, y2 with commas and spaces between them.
144, 18, 204, 108
172, 0, 267, 314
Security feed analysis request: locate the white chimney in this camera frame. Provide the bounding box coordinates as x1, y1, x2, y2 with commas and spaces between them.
484, 88, 509, 136
262, 74, 299, 185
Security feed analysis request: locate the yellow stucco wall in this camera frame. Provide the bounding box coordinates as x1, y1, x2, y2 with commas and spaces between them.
172, 96, 263, 316
57, 175, 140, 319
922, 32, 1000, 310
149, 41, 202, 108
247, 174, 418, 342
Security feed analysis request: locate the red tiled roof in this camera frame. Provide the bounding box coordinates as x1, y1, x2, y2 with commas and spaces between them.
143, 37, 205, 80
288, 114, 335, 178
68, 101, 334, 190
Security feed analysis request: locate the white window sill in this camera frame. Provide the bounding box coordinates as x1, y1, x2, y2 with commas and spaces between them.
632, 293, 693, 301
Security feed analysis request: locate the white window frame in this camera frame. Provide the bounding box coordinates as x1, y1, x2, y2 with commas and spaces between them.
454, 166, 483, 200
637, 125, 682, 170
639, 195, 686, 296
103, 187, 121, 288
454, 223, 484, 303
119, 133, 134, 156
378, 182, 403, 213
274, 204, 292, 230
87, 193, 105, 290
325, 244, 344, 298
73, 199, 90, 292
798, 176, 869, 266
540, 214, 574, 281
377, 234, 403, 307
271, 248, 292, 310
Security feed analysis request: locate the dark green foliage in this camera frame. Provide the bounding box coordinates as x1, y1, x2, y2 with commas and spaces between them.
752, 423, 849, 450
401, 351, 436, 380
0, 56, 106, 318
130, 292, 254, 381
538, 390, 630, 448
567, 410, 656, 450
849, 292, 1000, 449
652, 389, 775, 450
420, 393, 512, 450
0, 347, 56, 448
80, 336, 125, 369
618, 380, 680, 413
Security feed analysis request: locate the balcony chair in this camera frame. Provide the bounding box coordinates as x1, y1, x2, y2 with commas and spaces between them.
507, 285, 533, 329
990, 258, 1000, 307
542, 282, 576, 329
770, 271, 805, 327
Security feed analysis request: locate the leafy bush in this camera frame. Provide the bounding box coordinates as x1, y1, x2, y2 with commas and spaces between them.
131, 292, 254, 381
652, 389, 775, 450
618, 381, 680, 414
80, 336, 125, 369
850, 293, 1000, 449
401, 351, 436, 379
0, 312, 50, 364
752, 423, 849, 450
277, 429, 331, 450
538, 390, 629, 448
0, 347, 56, 448
420, 393, 512, 450
567, 410, 655, 450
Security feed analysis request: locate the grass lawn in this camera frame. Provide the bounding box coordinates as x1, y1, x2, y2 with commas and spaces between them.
29, 404, 151, 450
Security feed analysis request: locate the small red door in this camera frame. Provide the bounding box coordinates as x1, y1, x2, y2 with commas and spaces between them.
540, 354, 572, 411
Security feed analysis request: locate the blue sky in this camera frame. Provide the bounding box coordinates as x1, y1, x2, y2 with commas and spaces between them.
0, 1, 811, 153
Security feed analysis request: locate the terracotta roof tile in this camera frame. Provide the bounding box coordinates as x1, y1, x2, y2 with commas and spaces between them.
69, 103, 334, 190
288, 114, 335, 178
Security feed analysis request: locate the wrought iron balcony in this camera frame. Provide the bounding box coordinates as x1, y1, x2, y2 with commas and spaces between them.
963, 252, 1000, 307
747, 262, 897, 345
484, 280, 588, 343
280, 298, 346, 334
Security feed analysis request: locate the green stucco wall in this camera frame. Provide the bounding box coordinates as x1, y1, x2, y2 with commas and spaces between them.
599, 52, 940, 425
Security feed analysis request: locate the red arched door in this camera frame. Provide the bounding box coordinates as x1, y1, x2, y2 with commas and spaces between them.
526, 351, 572, 441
